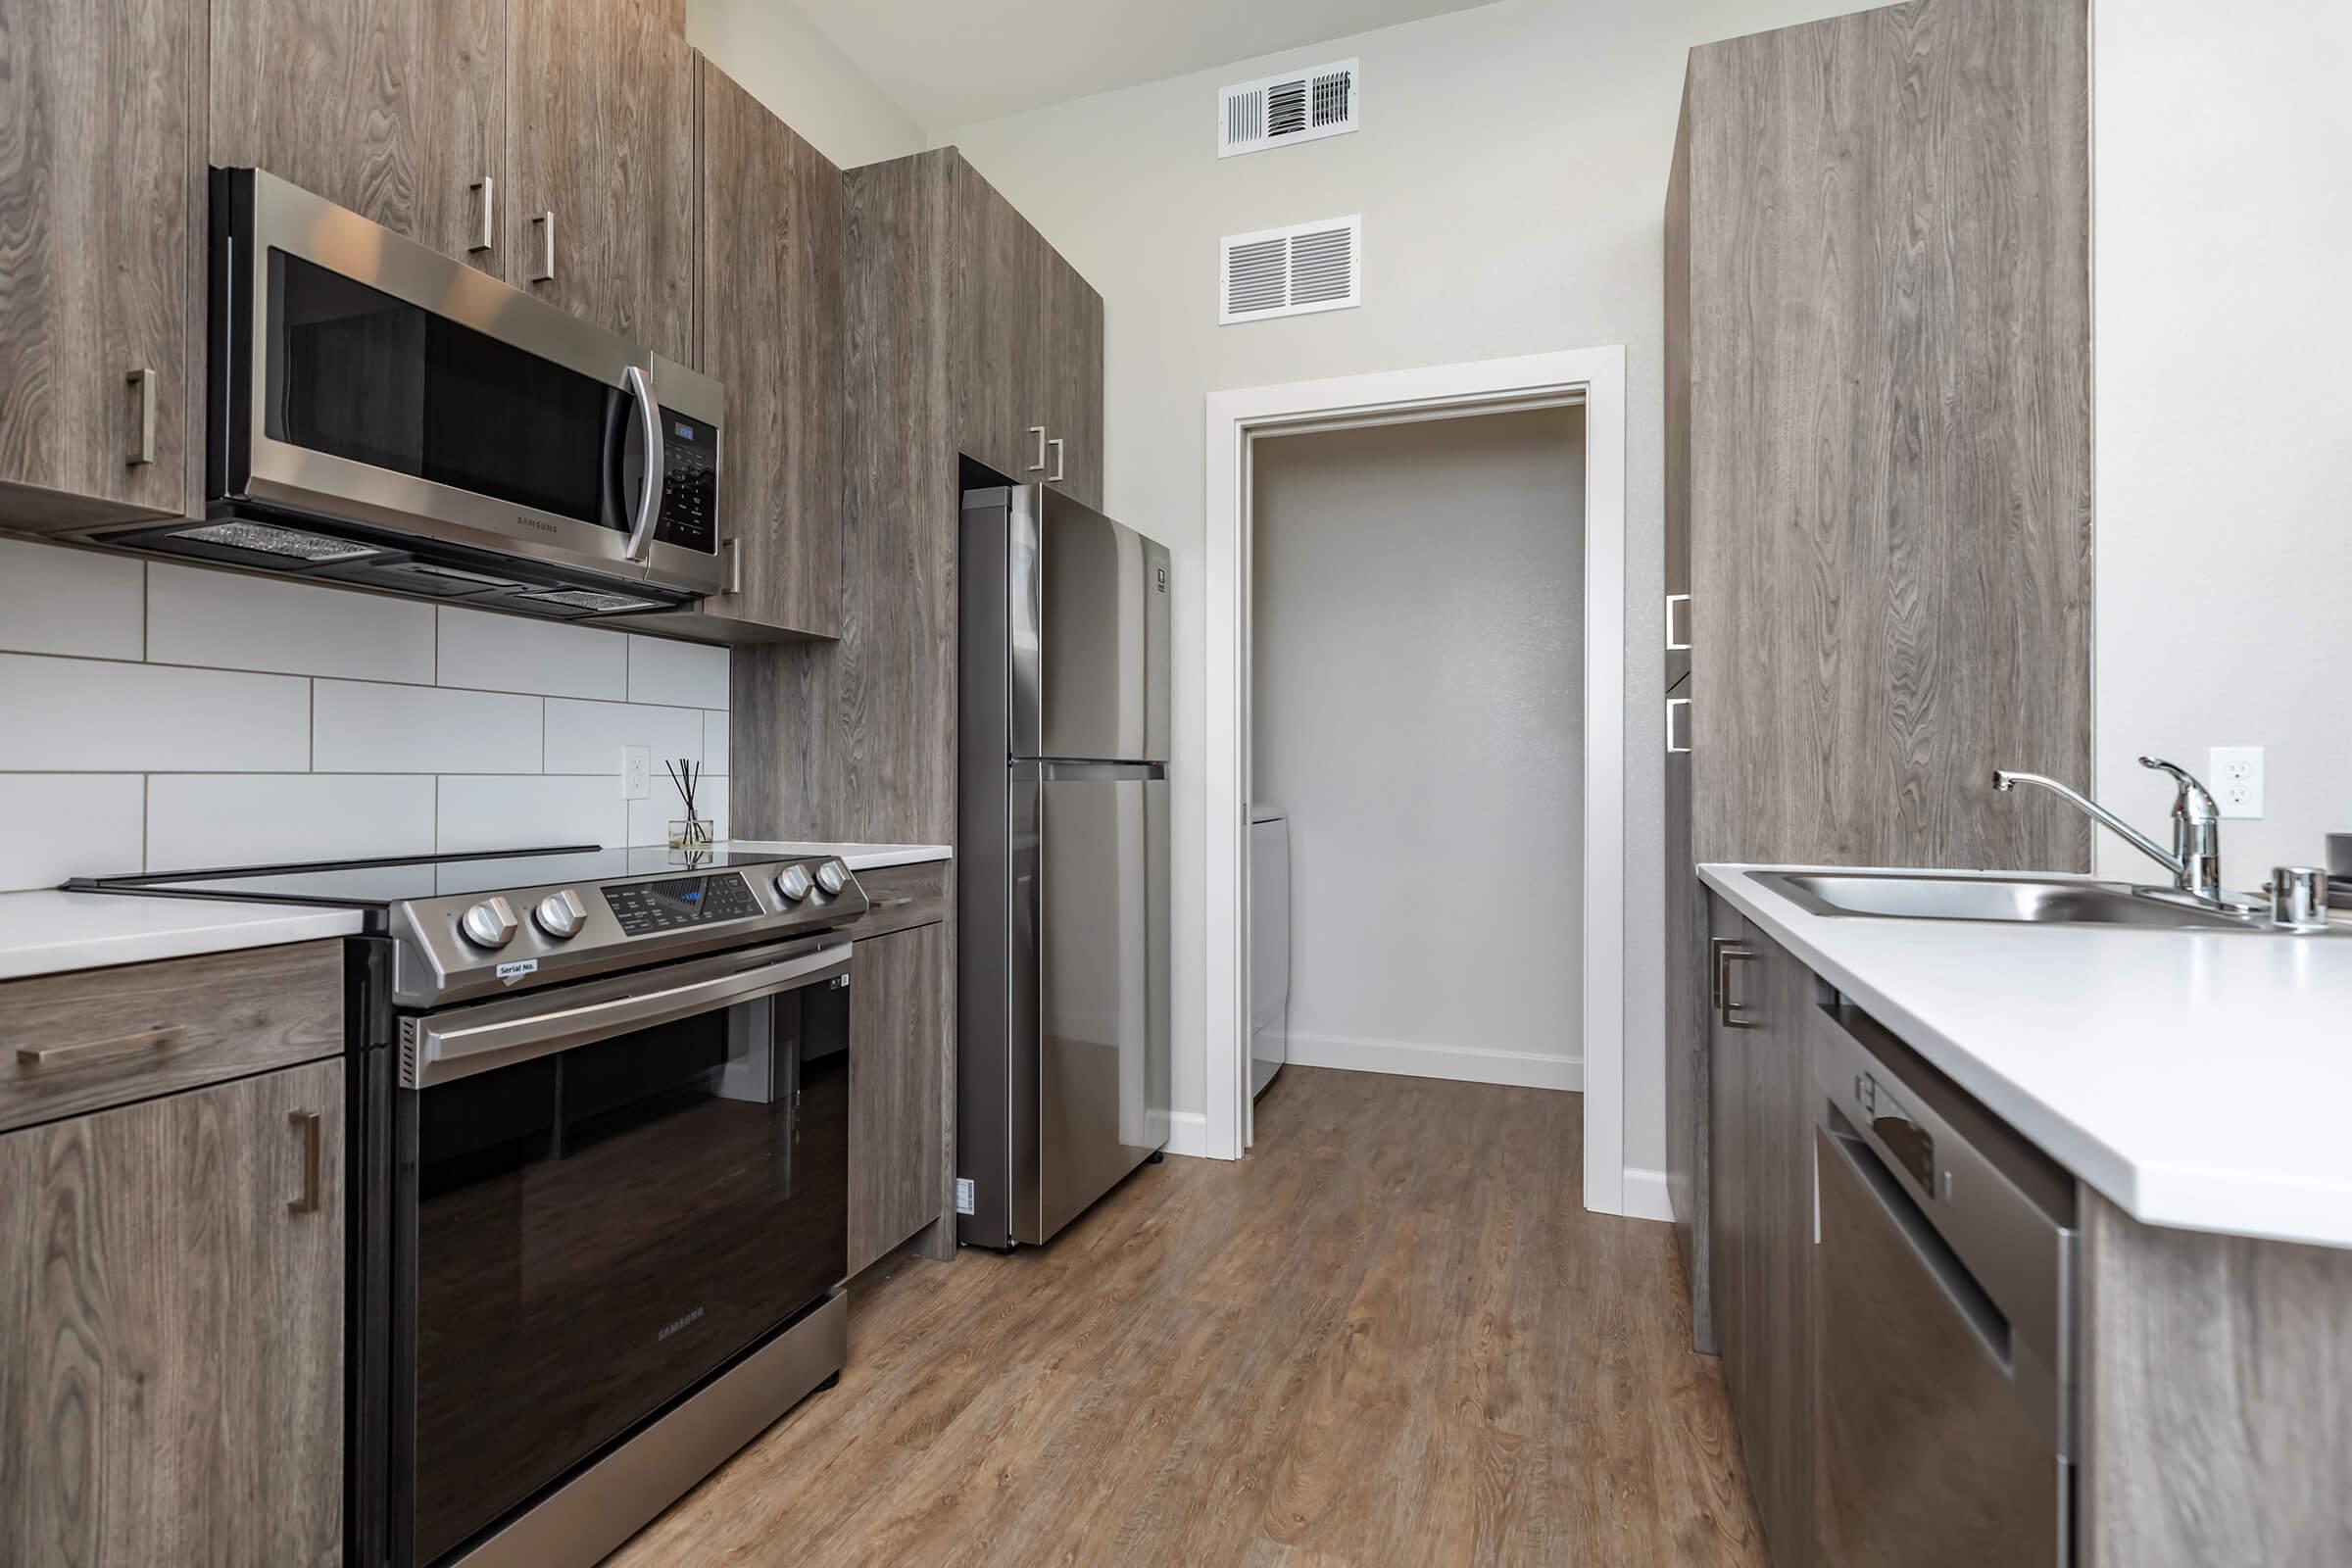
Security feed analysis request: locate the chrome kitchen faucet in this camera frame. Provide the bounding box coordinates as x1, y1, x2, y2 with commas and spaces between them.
1991, 756, 2256, 913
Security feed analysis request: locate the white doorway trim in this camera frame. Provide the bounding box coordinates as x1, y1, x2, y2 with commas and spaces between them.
1201, 346, 1629, 1214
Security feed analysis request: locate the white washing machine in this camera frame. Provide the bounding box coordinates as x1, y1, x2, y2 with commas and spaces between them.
1249, 807, 1290, 1098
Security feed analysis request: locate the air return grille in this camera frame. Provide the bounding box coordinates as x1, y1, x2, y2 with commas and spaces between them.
1219, 216, 1361, 324
1218, 59, 1359, 158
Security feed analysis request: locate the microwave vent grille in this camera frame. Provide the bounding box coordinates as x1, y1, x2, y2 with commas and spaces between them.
171, 519, 383, 564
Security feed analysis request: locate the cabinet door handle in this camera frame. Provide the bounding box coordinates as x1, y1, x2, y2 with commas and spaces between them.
469, 174, 496, 253
1718, 946, 1761, 1029
1666, 696, 1691, 755
17, 1023, 181, 1068
528, 211, 556, 282
723, 537, 742, 595
1709, 937, 1737, 1008
288, 1110, 322, 1215
1028, 425, 1048, 474
1665, 592, 1691, 651
126, 368, 156, 466
868, 894, 914, 909
1048, 437, 1065, 483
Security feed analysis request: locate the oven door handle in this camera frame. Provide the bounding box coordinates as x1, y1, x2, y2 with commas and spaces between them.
406, 939, 850, 1088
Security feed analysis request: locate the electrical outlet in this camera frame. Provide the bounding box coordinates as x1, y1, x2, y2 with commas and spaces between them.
2209, 746, 2263, 818
622, 745, 652, 801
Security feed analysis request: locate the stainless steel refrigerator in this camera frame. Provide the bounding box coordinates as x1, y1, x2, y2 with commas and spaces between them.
957, 483, 1171, 1249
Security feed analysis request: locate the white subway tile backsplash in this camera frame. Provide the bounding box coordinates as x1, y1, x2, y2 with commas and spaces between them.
543, 699, 703, 775
437, 775, 628, 854
147, 774, 436, 871
0, 568, 731, 890
148, 563, 436, 682
628, 775, 729, 847
627, 635, 730, 710
703, 710, 730, 776
313, 681, 543, 774
0, 539, 144, 660
438, 608, 626, 700
0, 774, 145, 886
0, 654, 309, 771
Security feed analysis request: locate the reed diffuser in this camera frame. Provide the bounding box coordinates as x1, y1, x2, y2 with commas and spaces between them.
664, 758, 712, 851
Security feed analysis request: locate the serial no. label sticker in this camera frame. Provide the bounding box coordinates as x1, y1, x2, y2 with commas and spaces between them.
496, 959, 539, 984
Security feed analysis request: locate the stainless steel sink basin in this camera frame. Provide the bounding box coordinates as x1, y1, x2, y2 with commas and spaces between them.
1755, 871, 2266, 930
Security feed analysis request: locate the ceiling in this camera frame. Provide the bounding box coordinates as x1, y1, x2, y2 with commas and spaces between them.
788, 0, 1500, 133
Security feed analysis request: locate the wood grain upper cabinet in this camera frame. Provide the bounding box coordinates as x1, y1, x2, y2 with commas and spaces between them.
209, 0, 508, 275
671, 59, 843, 641
506, 0, 696, 365
848, 920, 950, 1276
958, 163, 1052, 484
0, 0, 199, 531
0, 1056, 345, 1565
1040, 246, 1104, 509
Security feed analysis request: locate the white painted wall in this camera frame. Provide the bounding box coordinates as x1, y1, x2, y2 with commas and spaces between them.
688, 0, 926, 169
1251, 407, 1585, 1090
933, 0, 1860, 1169
2091, 0, 2352, 889
0, 539, 730, 891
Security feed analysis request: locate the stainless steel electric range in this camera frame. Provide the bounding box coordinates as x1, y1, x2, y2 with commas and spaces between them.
76, 845, 870, 1568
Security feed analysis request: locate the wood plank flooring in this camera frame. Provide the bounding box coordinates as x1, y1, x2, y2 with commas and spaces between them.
607, 1067, 1765, 1567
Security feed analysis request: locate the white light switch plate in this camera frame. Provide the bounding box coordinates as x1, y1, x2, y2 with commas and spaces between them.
622, 745, 652, 801
2209, 746, 2263, 818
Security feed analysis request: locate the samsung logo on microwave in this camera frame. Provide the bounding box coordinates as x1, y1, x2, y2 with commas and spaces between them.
657, 1305, 707, 1342
514, 514, 560, 535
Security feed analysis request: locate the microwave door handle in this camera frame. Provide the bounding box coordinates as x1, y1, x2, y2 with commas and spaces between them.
408, 940, 849, 1087
621, 364, 662, 564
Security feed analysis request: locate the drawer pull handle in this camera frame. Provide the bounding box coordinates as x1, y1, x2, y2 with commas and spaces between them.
870, 895, 915, 908
17, 1024, 183, 1068
288, 1111, 322, 1215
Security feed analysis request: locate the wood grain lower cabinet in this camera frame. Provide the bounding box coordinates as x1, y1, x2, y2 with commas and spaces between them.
847, 921, 951, 1276
0, 1056, 346, 1566
1707, 903, 1815, 1568
0, 0, 198, 532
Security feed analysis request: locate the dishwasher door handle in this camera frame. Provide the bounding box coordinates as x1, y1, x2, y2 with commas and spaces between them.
1823, 1125, 2011, 1374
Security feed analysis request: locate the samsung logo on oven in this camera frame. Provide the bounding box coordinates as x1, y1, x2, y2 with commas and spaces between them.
658, 1305, 706, 1342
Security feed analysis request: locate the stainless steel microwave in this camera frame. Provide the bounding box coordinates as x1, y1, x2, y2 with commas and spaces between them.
94, 169, 724, 619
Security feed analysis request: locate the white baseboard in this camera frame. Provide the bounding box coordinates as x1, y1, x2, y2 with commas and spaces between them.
1618, 1165, 1675, 1224
1284, 1031, 1583, 1093
1161, 1109, 1211, 1159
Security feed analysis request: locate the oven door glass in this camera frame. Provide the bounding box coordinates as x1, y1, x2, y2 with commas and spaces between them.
269, 250, 646, 536
403, 978, 848, 1565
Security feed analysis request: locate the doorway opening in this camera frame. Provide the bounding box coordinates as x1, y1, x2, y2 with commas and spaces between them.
1203, 349, 1632, 1213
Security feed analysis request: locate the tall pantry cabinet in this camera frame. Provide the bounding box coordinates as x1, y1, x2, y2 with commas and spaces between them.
1661, 1, 2094, 1562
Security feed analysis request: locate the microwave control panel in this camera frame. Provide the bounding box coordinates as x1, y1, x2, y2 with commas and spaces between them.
603, 871, 760, 936
655, 410, 718, 555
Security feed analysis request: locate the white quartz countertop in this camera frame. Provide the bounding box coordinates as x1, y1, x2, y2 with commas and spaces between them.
0, 890, 367, 983
725, 840, 952, 871
1701, 863, 2352, 1250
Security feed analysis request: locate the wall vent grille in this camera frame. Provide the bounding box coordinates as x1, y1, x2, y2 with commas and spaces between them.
1217, 59, 1359, 158
1219, 216, 1361, 324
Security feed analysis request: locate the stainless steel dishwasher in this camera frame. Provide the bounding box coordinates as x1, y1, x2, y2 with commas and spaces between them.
1811, 1000, 2078, 1566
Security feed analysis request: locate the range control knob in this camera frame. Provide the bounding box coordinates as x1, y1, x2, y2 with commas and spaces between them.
813, 858, 850, 898
459, 896, 518, 950
533, 888, 588, 940
776, 863, 814, 904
